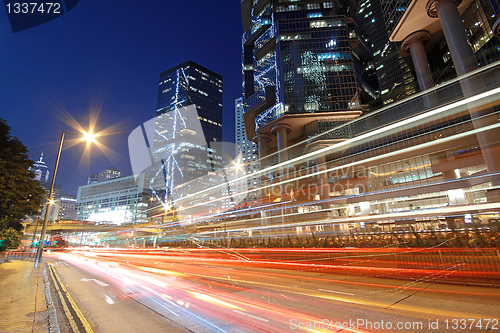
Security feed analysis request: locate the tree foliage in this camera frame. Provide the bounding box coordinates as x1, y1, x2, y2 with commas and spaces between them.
0, 118, 45, 232
0, 227, 23, 250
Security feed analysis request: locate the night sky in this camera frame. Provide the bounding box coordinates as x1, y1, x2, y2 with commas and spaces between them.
0, 0, 243, 195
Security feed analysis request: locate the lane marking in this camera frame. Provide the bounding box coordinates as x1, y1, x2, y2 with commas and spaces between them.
92, 279, 110, 287
233, 310, 269, 322
80, 277, 110, 287
104, 295, 114, 304
48, 265, 80, 333
318, 288, 355, 296
49, 265, 95, 333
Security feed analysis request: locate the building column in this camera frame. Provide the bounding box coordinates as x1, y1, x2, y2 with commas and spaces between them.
254, 134, 271, 164
427, 0, 480, 90
271, 124, 292, 177
253, 134, 272, 226
401, 31, 438, 108
271, 124, 292, 203
428, 0, 500, 190
314, 152, 330, 209
493, 17, 500, 38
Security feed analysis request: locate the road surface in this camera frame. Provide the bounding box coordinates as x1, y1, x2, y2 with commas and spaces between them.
45, 249, 500, 332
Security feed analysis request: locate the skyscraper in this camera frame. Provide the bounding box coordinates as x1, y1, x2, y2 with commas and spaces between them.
359, 0, 419, 105
149, 61, 224, 221
30, 152, 50, 188
241, 0, 378, 207
235, 97, 260, 206
157, 61, 223, 143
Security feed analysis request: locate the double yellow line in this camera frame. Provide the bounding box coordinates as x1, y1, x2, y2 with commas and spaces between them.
47, 264, 94, 333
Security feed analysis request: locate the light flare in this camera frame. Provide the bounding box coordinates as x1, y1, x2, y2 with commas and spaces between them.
189, 291, 244, 310
138, 266, 185, 277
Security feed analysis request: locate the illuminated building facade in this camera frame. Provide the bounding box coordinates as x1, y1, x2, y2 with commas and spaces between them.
241, 0, 378, 213
235, 97, 260, 206
358, 0, 419, 105
383, 0, 500, 92
30, 152, 50, 186
380, 0, 500, 197
46, 194, 77, 223
149, 61, 223, 220
76, 174, 148, 225
156, 61, 222, 142
87, 167, 121, 185
30, 151, 64, 223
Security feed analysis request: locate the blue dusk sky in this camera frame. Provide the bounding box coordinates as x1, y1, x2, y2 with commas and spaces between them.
0, 0, 243, 195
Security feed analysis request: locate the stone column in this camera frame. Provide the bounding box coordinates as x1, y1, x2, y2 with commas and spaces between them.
253, 134, 272, 227
401, 31, 438, 108
428, 0, 480, 90
315, 153, 330, 208
428, 0, 500, 190
271, 124, 292, 202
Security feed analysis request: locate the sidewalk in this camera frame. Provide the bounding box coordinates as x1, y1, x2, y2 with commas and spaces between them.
0, 256, 48, 333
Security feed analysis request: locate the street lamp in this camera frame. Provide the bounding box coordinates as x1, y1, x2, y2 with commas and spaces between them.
34, 130, 97, 267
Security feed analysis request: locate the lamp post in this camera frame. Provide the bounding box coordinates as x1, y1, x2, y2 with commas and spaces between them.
34, 130, 96, 267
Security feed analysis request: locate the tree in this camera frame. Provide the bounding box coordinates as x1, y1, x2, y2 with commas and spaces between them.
0, 118, 45, 233
0, 227, 23, 250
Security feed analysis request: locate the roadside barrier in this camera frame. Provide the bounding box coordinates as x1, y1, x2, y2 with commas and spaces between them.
4, 251, 36, 261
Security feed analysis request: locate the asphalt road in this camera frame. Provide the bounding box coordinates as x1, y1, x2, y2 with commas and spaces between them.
46, 250, 500, 333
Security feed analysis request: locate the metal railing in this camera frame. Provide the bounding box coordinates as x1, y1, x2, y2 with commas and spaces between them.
4, 251, 36, 261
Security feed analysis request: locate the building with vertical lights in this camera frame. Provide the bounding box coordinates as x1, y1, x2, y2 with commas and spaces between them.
30, 152, 50, 187
240, 0, 378, 215
235, 97, 260, 207
149, 61, 223, 221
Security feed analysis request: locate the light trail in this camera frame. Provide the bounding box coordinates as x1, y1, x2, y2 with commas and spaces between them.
50, 249, 500, 332
175, 84, 500, 205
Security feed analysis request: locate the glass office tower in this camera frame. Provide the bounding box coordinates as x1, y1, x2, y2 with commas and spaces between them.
150, 61, 223, 222
241, 0, 378, 164
359, 0, 418, 105
157, 61, 223, 143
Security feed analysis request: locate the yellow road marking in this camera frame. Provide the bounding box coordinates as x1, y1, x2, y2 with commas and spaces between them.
48, 264, 94, 333
48, 265, 80, 333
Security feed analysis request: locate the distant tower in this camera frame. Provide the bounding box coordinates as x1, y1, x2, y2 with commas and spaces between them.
87, 167, 121, 184
235, 97, 260, 206
30, 151, 50, 185
150, 60, 223, 213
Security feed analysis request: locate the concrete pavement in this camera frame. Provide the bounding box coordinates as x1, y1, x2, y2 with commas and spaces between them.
0, 256, 48, 333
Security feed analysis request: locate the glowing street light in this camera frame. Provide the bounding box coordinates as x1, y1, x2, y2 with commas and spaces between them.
34, 130, 97, 267
83, 129, 97, 144
232, 160, 243, 172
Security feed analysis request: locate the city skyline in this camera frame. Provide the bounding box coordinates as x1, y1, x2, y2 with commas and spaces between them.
0, 1, 242, 194
2, 1, 500, 330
